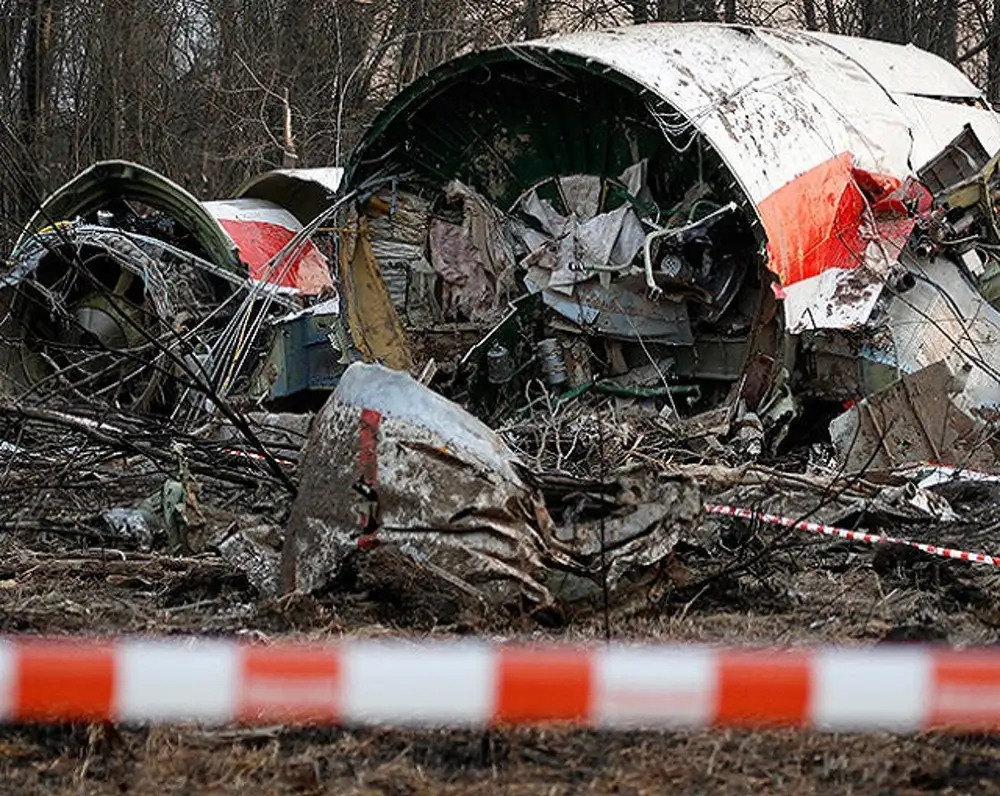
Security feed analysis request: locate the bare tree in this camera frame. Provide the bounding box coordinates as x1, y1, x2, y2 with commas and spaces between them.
524, 0, 544, 37
656, 0, 679, 19
825, 0, 839, 32
990, 0, 1000, 104
0, 0, 996, 249
16, 0, 55, 204
804, 0, 819, 28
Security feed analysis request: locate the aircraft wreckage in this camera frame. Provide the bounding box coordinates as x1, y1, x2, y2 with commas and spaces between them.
6, 24, 1000, 603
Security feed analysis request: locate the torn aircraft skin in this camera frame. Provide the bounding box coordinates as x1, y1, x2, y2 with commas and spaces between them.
334, 22, 1000, 468
281, 23, 1000, 606
283, 361, 703, 609
5, 25, 1000, 463
0, 160, 350, 416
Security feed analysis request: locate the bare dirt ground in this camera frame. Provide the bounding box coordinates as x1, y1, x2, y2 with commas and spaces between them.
3, 476, 1000, 796
3, 395, 1000, 794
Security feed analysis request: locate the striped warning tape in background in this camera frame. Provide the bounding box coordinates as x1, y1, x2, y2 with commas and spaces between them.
704, 504, 1000, 566
2, 638, 1000, 731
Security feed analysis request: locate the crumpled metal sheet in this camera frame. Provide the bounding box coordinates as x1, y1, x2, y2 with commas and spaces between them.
513, 161, 685, 341
899, 94, 1000, 172
705, 467, 959, 532
367, 190, 439, 326
781, 258, 889, 334
427, 180, 517, 322
102, 508, 156, 552
282, 362, 701, 607
882, 253, 1000, 415
517, 161, 647, 295
283, 361, 557, 604
218, 527, 282, 598
829, 360, 997, 473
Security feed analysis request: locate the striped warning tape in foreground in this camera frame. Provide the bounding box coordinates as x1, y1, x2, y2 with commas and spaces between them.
2, 638, 1000, 731
704, 503, 1000, 566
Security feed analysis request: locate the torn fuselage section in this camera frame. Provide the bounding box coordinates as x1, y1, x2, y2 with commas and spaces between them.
281, 25, 1000, 611
797, 127, 1000, 470
0, 224, 240, 412
345, 53, 771, 420
337, 26, 1000, 468
0, 161, 347, 416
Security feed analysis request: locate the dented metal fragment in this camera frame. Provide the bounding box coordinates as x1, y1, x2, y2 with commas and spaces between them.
1, 159, 350, 412
282, 362, 701, 607
830, 361, 996, 473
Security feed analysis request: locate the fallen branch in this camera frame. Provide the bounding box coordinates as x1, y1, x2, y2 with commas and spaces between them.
0, 402, 272, 489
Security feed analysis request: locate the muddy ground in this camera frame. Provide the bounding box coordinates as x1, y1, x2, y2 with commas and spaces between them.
4, 395, 1000, 795
4, 473, 1000, 796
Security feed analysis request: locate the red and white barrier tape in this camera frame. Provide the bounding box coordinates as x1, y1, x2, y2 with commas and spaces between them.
3, 638, 1000, 731
704, 503, 1000, 566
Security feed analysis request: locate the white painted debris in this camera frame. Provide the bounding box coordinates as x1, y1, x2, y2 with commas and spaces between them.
282, 362, 701, 607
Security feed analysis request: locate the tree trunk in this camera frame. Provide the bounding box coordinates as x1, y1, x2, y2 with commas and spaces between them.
825, 0, 838, 32
398, 0, 424, 86
631, 0, 649, 23
989, 0, 1000, 105
803, 0, 818, 29
724, 0, 736, 23
18, 0, 53, 205
0, 0, 27, 103
861, 0, 908, 42
524, 0, 542, 38
398, 0, 458, 85
656, 0, 683, 20
688, 0, 717, 21
934, 0, 958, 62
19, 0, 53, 150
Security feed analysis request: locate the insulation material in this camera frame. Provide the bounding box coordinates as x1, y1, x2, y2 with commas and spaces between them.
559, 174, 602, 218
428, 180, 517, 322
367, 190, 438, 326
515, 162, 653, 335
338, 222, 413, 372
517, 161, 648, 295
